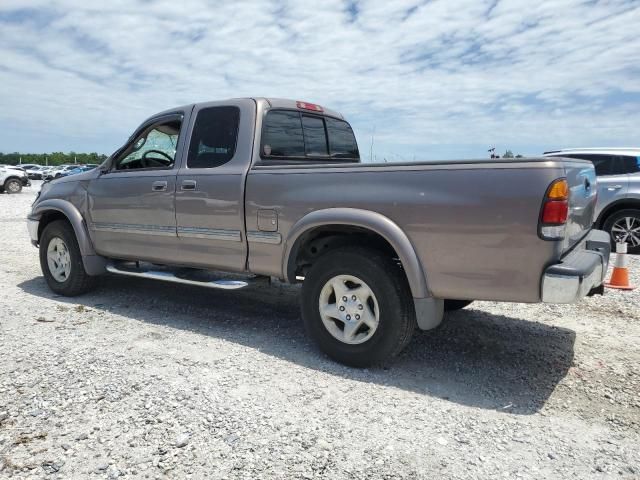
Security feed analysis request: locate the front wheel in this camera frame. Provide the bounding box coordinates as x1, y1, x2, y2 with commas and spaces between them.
4, 178, 22, 194
39, 220, 97, 296
603, 209, 640, 254
301, 247, 416, 367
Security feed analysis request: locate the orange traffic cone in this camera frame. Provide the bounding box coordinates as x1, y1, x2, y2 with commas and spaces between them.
605, 242, 635, 290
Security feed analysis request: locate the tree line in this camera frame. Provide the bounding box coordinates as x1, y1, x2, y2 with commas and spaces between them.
0, 152, 108, 166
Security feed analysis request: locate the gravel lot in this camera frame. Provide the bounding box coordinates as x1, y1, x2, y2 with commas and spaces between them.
1, 182, 639, 479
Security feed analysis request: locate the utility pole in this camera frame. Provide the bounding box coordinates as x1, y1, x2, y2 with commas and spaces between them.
369, 126, 376, 163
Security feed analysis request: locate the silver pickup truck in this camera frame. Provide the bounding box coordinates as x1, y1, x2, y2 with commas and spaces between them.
27, 98, 611, 366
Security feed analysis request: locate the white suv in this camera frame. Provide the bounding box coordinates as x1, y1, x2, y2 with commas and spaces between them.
544, 148, 640, 253
0, 165, 30, 194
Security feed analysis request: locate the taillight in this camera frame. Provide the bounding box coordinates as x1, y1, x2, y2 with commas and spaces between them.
539, 178, 569, 240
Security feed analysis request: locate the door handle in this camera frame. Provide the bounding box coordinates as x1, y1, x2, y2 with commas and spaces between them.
607, 185, 623, 191
181, 180, 197, 191
152, 181, 167, 192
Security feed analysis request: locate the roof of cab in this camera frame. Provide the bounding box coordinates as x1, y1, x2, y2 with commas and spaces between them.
258, 98, 345, 120
145, 98, 346, 124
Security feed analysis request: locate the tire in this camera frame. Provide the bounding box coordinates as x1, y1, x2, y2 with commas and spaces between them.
4, 178, 22, 194
39, 220, 97, 296
602, 209, 640, 254
301, 247, 416, 367
444, 299, 473, 311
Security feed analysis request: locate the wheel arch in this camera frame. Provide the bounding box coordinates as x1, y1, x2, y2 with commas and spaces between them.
31, 199, 96, 258
3, 175, 23, 185
596, 198, 640, 228
283, 208, 430, 299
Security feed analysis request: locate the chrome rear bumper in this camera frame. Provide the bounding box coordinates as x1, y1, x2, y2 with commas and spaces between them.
541, 229, 611, 304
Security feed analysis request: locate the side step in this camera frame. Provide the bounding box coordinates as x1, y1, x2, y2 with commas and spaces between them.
106, 262, 250, 290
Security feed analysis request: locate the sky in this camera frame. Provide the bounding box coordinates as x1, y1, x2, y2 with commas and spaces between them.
0, 0, 639, 161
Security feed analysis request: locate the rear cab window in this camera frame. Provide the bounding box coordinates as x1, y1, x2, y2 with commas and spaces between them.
260, 109, 359, 163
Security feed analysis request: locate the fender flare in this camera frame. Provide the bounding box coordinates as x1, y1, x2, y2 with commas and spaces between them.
31, 199, 95, 256
283, 208, 430, 299
29, 199, 107, 275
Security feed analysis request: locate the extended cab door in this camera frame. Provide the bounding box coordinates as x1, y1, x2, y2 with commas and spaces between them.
87, 113, 189, 263
174, 99, 256, 271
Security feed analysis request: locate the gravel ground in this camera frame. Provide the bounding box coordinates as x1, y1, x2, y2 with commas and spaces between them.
1, 182, 639, 479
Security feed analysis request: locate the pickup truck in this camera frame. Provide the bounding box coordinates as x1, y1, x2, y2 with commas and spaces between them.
27, 98, 611, 366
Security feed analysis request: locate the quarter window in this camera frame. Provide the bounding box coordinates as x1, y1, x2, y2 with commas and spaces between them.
187, 106, 240, 168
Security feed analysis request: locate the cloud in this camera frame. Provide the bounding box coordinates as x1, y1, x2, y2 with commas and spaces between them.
0, 0, 639, 160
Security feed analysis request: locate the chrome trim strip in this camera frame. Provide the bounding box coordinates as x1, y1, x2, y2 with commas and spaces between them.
177, 227, 242, 242
247, 231, 282, 244
92, 222, 176, 237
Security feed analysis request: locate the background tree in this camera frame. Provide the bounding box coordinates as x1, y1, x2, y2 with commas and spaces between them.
0, 152, 108, 166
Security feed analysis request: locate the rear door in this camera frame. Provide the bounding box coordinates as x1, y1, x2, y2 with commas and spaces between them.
87, 113, 189, 262
174, 99, 255, 272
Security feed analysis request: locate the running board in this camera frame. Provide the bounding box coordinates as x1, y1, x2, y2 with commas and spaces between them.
106, 263, 249, 290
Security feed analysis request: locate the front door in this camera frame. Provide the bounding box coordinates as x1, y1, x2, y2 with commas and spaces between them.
87, 113, 188, 263
174, 100, 254, 272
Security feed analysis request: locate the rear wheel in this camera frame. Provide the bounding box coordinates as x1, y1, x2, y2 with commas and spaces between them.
301, 247, 415, 367
4, 178, 22, 194
39, 220, 97, 296
444, 299, 473, 311
603, 209, 640, 254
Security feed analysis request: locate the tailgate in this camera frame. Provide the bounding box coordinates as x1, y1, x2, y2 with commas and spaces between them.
562, 159, 598, 251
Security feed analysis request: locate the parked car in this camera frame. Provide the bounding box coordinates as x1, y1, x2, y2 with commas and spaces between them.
544, 148, 640, 253
0, 165, 30, 193
27, 98, 610, 366
58, 165, 97, 178
4, 166, 30, 185
42, 165, 77, 181
25, 165, 47, 180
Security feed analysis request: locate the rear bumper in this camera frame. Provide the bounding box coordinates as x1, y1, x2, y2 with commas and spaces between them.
541, 229, 611, 303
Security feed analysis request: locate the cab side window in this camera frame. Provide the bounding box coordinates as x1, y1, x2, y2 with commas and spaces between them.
187, 106, 240, 169
115, 118, 182, 171
564, 154, 631, 176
